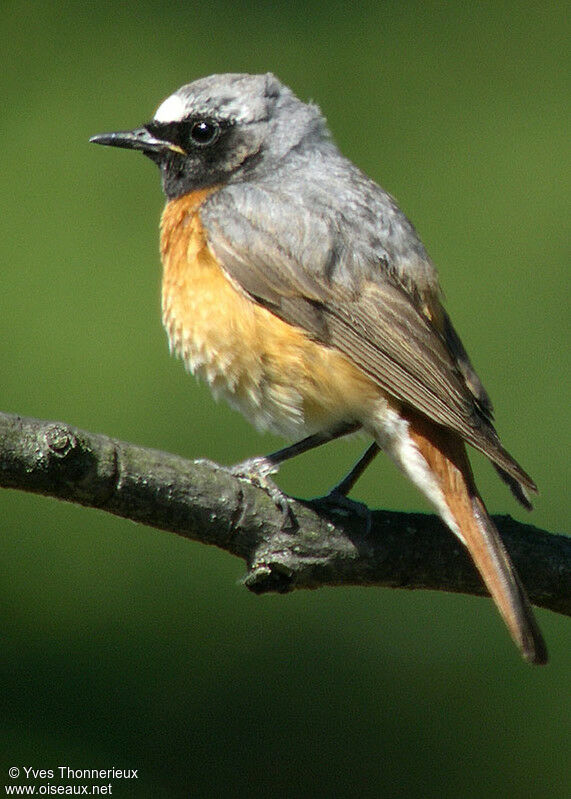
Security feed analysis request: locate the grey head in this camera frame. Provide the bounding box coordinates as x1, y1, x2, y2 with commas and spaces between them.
90, 72, 330, 199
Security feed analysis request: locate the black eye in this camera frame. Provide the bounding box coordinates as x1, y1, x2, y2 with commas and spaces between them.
189, 120, 220, 147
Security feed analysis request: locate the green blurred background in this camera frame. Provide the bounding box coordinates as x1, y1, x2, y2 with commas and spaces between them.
1, 1, 569, 796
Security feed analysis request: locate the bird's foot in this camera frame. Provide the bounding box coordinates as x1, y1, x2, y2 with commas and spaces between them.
227, 455, 297, 530
312, 488, 373, 534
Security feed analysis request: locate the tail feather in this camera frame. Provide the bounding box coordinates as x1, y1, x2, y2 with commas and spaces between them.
469, 494, 547, 664
386, 408, 547, 664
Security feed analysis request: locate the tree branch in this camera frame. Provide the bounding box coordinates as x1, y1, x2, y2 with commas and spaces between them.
1, 411, 569, 616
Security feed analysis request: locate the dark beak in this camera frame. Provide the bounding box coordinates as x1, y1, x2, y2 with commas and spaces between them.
89, 126, 185, 155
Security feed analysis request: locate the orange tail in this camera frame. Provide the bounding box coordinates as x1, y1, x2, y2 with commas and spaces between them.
405, 413, 547, 665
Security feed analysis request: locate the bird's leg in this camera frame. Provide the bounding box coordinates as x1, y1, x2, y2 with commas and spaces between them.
327, 441, 380, 497
227, 421, 362, 527
313, 442, 381, 534
230, 420, 361, 479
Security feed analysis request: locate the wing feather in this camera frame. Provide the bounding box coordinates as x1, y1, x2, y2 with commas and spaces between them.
201, 186, 536, 495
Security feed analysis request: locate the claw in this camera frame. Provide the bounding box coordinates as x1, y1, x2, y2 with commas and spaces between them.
228, 456, 297, 530
228, 455, 279, 482
313, 489, 373, 535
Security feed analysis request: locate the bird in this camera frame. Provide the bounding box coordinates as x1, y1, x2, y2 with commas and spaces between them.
90, 72, 547, 664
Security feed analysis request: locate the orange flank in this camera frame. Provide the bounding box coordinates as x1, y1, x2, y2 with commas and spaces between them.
160, 192, 383, 439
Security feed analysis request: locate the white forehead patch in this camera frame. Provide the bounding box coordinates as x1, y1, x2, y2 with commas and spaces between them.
153, 93, 187, 123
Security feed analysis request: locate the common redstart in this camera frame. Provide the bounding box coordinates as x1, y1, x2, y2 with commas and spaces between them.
91, 72, 547, 663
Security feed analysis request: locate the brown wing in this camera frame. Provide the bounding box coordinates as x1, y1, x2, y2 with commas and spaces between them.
201, 190, 536, 496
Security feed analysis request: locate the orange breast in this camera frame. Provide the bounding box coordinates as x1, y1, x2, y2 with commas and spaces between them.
160, 191, 383, 439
